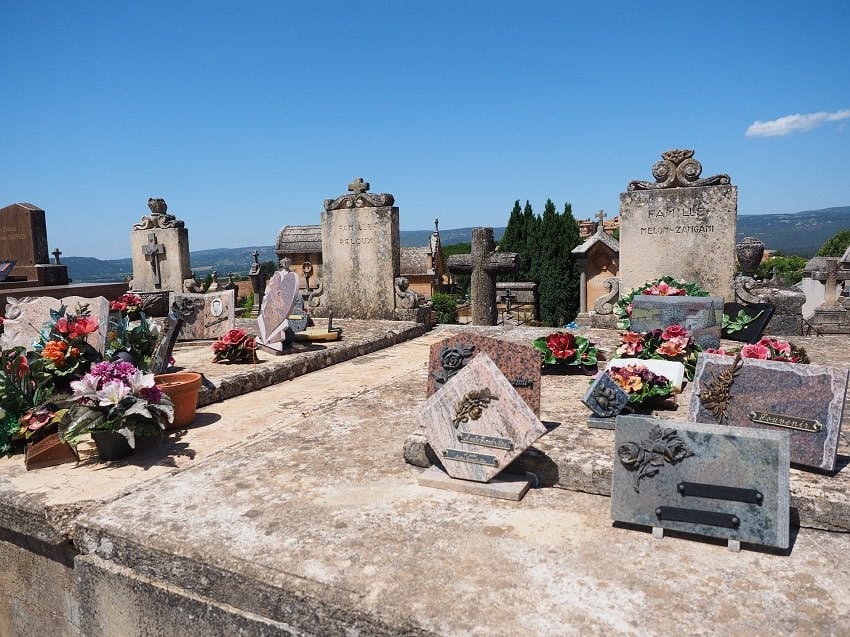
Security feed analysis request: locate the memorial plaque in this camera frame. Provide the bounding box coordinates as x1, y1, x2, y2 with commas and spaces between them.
721, 302, 775, 343
287, 294, 310, 333
630, 295, 723, 349
1, 295, 110, 353
150, 313, 183, 374
688, 353, 849, 472
612, 415, 790, 550
583, 373, 630, 418
426, 333, 541, 416
418, 353, 548, 483
169, 290, 235, 341
257, 270, 299, 353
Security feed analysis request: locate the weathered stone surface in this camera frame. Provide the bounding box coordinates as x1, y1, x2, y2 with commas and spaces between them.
1, 294, 110, 352
612, 415, 790, 549
630, 294, 723, 349
169, 290, 235, 341
689, 353, 849, 472
619, 180, 737, 300
130, 223, 191, 294
426, 332, 541, 415
319, 184, 399, 319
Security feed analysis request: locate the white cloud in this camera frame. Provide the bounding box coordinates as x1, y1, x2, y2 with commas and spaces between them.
745, 109, 850, 137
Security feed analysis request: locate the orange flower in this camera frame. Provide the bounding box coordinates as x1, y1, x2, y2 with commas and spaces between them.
42, 340, 69, 366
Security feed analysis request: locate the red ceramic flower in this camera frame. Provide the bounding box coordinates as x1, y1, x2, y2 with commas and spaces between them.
619, 331, 644, 356
660, 324, 688, 341
546, 332, 577, 361
222, 329, 247, 346
741, 343, 770, 359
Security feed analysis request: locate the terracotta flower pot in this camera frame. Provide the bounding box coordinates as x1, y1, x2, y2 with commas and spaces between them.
155, 372, 202, 429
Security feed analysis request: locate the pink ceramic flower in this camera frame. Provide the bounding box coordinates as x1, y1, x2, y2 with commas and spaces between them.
661, 325, 689, 341
741, 343, 770, 359
619, 331, 644, 356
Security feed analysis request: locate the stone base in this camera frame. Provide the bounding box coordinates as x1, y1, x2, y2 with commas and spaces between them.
394, 305, 432, 326
417, 465, 532, 501
575, 311, 619, 330
134, 290, 172, 317
806, 305, 850, 334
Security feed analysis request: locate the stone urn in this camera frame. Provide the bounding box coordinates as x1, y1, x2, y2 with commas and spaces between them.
155, 372, 203, 428
736, 237, 765, 276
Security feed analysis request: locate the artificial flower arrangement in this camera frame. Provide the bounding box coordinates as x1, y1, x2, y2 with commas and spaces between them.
109, 293, 143, 316
32, 304, 101, 380
617, 324, 701, 381
605, 364, 674, 405
0, 347, 54, 455
532, 331, 599, 370
707, 336, 809, 364
105, 313, 159, 371
614, 276, 709, 330
211, 329, 258, 364
59, 360, 174, 451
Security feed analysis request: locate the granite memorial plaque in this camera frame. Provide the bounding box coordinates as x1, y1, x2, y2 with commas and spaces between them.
426, 333, 541, 416
150, 312, 183, 374
169, 290, 235, 341
630, 295, 723, 349
257, 270, 299, 353
1, 295, 110, 353
619, 149, 737, 300
688, 353, 849, 472
612, 415, 790, 550
583, 372, 630, 429
721, 302, 775, 343
418, 353, 548, 483
287, 294, 310, 333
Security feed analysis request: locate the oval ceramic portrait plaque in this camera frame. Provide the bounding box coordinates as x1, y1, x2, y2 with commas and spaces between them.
210, 298, 223, 317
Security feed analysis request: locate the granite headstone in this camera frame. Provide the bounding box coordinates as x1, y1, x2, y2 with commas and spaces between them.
257, 270, 299, 353
168, 290, 235, 341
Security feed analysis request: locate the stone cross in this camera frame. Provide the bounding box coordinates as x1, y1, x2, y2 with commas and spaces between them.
812, 258, 850, 307
348, 177, 369, 194
52, 247, 62, 264
142, 233, 166, 287
596, 210, 605, 233
446, 227, 519, 325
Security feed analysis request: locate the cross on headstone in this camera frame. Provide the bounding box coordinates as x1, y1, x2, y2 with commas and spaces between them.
348, 177, 370, 195
812, 259, 850, 307
52, 247, 62, 265
596, 210, 605, 233
446, 227, 519, 325
142, 233, 166, 287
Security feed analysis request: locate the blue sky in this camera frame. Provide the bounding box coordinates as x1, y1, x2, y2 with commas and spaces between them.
1, 1, 848, 259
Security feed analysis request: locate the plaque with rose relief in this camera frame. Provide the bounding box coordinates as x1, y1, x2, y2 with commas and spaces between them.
418, 353, 548, 483
612, 415, 790, 550
688, 353, 849, 472
168, 290, 235, 341
1, 295, 110, 353
426, 333, 541, 416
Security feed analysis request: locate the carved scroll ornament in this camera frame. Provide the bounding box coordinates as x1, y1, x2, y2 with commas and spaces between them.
628, 149, 730, 191
133, 198, 185, 230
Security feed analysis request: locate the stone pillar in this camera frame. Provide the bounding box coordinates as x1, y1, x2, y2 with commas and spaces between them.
130, 198, 191, 294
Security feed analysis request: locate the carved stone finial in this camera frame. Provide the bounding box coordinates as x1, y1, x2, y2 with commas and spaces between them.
324, 178, 395, 211
595, 210, 605, 234
133, 197, 185, 230
628, 149, 731, 191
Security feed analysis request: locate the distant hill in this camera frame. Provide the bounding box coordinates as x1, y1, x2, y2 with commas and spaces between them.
735, 206, 850, 257
64, 227, 505, 283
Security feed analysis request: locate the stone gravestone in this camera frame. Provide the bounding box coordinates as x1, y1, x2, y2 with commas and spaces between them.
256, 270, 299, 354
426, 333, 541, 416
582, 372, 630, 429
1, 295, 110, 353
168, 290, 235, 341
316, 178, 399, 320
0, 202, 68, 285
130, 198, 192, 302
611, 415, 790, 550
418, 353, 548, 487
630, 295, 723, 349
688, 353, 849, 472
446, 227, 519, 325
619, 149, 737, 301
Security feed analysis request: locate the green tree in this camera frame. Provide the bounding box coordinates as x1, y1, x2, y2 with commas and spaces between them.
430, 292, 458, 324
536, 200, 581, 326
756, 254, 807, 286
816, 230, 850, 257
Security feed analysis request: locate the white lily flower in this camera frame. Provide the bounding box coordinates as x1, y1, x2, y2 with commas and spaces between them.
70, 374, 101, 400
128, 370, 155, 394
96, 380, 131, 407
0, 406, 6, 420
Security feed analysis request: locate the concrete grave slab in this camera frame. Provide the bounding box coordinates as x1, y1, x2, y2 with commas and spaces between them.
418, 352, 547, 482
612, 415, 790, 550
1, 295, 109, 352
606, 357, 685, 391
169, 290, 235, 341
426, 332, 541, 415
630, 294, 723, 349
688, 353, 849, 472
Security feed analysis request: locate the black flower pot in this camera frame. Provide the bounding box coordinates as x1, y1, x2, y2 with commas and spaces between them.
91, 431, 134, 461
